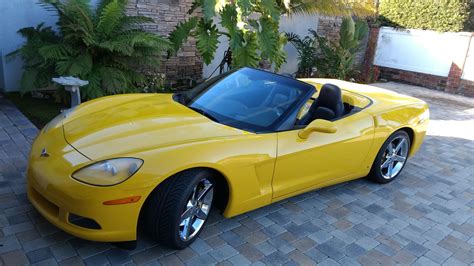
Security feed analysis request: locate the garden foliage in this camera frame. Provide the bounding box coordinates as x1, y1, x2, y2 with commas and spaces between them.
287, 17, 368, 80
170, 0, 376, 71
9, 0, 170, 99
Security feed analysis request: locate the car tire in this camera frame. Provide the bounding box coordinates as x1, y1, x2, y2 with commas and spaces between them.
141, 169, 215, 249
368, 130, 411, 184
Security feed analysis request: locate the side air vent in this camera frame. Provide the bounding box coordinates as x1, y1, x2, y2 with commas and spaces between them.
68, 213, 101, 230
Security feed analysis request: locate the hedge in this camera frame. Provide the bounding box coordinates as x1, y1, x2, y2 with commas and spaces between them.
466, 2, 474, 31
378, 0, 470, 32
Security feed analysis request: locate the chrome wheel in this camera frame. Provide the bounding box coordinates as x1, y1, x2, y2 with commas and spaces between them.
380, 136, 409, 179
179, 178, 214, 241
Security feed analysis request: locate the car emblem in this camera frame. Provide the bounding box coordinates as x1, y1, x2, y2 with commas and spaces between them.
40, 148, 50, 158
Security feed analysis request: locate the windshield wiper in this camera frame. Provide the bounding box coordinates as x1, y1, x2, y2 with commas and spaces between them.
188, 106, 220, 123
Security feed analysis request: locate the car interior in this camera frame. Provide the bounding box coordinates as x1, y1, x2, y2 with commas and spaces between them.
201, 79, 364, 129
183, 68, 368, 132
296, 83, 362, 126
202, 78, 306, 127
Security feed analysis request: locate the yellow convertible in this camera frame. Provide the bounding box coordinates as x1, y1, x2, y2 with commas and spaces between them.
27, 68, 429, 249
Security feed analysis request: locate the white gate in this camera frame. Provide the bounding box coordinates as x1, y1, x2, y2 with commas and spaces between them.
374, 27, 472, 77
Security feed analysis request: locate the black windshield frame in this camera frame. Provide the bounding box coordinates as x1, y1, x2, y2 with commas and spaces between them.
173, 68, 315, 133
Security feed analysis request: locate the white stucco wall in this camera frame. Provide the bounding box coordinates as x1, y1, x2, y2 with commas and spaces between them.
278, 14, 319, 75
202, 14, 319, 79
374, 27, 472, 78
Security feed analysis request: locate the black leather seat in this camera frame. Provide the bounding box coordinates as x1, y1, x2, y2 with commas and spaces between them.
298, 84, 345, 125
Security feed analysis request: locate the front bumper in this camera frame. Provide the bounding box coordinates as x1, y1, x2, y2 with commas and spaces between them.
27, 127, 149, 242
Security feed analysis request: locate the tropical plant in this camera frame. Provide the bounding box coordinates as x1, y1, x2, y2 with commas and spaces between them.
314, 17, 368, 80
286, 32, 317, 77
288, 17, 368, 80
9, 0, 171, 99
169, 0, 376, 72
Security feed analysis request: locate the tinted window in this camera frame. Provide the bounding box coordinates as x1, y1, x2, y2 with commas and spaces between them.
175, 68, 315, 132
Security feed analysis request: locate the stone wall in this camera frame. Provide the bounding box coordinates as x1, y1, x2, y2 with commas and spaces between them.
126, 0, 202, 88
316, 16, 343, 44
377, 67, 448, 91
316, 16, 369, 67
459, 79, 474, 97
374, 66, 474, 97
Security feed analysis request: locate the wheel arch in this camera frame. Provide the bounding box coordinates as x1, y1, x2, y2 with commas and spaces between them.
398, 126, 415, 154
138, 166, 231, 228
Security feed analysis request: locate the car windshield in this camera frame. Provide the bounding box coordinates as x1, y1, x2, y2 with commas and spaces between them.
174, 68, 315, 132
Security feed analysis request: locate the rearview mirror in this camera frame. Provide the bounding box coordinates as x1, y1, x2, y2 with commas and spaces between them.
298, 119, 337, 139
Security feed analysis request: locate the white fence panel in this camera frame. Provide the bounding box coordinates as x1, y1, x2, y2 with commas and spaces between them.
374, 27, 471, 77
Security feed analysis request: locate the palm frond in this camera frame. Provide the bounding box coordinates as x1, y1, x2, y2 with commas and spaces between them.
120, 15, 155, 29
195, 19, 220, 65
221, 5, 243, 50
188, 0, 203, 14
100, 31, 170, 56
95, 0, 127, 17
236, 0, 255, 16
96, 0, 125, 39
289, 0, 376, 17
260, 0, 280, 21
202, 0, 227, 20
69, 53, 93, 76
168, 17, 199, 54
256, 17, 279, 60
57, 0, 96, 46
38, 43, 73, 60
98, 66, 129, 94
233, 32, 260, 68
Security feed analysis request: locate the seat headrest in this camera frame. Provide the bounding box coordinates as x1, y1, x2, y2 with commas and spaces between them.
318, 84, 342, 109
312, 106, 335, 121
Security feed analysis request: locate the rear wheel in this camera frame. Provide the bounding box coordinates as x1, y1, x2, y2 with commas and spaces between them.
368, 130, 411, 184
141, 169, 215, 249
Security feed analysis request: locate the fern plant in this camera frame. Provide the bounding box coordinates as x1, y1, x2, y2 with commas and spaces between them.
169, 0, 375, 71
9, 0, 170, 99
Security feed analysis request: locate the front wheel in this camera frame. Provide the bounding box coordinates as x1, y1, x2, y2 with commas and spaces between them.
141, 169, 215, 249
368, 130, 411, 184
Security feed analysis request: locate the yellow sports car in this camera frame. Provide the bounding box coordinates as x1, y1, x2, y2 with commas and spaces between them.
27, 67, 429, 249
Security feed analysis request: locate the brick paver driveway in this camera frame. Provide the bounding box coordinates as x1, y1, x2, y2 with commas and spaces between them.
1, 82, 473, 265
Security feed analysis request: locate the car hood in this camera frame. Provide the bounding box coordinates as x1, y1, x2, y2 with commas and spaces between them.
62, 94, 247, 160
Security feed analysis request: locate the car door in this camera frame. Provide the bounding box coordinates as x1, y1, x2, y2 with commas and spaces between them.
272, 111, 375, 200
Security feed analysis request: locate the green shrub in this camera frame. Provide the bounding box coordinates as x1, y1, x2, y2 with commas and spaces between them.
378, 0, 470, 32
285, 32, 318, 78
465, 2, 474, 31
9, 0, 170, 100
287, 17, 368, 80
314, 17, 368, 80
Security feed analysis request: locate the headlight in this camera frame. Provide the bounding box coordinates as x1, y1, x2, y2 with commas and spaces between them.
72, 158, 143, 186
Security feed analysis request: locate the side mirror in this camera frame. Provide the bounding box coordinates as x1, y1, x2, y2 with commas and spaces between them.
298, 119, 337, 139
